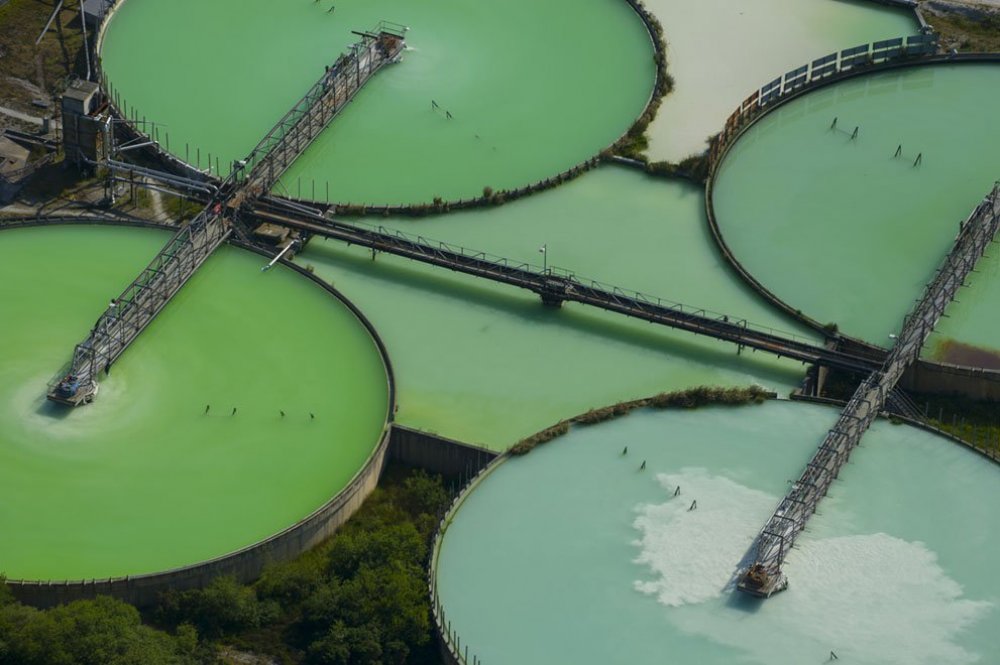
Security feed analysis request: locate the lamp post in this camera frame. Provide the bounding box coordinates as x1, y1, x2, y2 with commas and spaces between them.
539, 244, 548, 273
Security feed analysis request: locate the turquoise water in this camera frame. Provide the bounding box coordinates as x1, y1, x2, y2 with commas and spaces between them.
436, 400, 1000, 664
298, 167, 815, 448
0, 225, 389, 579
712, 63, 1000, 346
100, 0, 654, 204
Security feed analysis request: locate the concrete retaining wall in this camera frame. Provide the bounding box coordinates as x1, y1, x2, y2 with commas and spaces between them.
900, 359, 1000, 401
389, 425, 497, 480
429, 454, 506, 665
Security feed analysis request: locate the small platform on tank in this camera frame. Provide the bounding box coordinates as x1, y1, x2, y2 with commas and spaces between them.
737, 563, 789, 598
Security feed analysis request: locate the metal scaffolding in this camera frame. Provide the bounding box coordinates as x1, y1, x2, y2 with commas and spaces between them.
48, 209, 230, 405
235, 22, 406, 201
48, 25, 406, 405
738, 183, 1000, 598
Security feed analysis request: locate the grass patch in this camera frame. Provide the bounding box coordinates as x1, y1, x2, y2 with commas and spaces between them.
926, 4, 1000, 53
0, 0, 86, 114
920, 393, 1000, 454
163, 193, 200, 222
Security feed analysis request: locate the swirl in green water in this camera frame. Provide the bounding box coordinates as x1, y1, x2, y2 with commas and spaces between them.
0, 226, 389, 580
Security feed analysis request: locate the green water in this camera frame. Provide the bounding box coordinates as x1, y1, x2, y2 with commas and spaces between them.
0, 226, 388, 580
100, 0, 654, 205
712, 63, 1000, 346
436, 401, 1000, 664
298, 167, 815, 449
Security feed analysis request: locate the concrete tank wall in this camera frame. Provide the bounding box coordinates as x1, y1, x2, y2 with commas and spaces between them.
389, 425, 498, 480
3, 221, 397, 608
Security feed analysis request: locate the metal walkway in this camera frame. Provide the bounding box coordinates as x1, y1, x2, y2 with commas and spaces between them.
250, 198, 880, 374
737, 183, 1000, 598
48, 25, 406, 405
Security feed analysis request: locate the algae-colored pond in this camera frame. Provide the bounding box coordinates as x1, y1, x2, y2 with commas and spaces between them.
0, 226, 388, 580
100, 0, 654, 205
712, 63, 1000, 347
298, 167, 815, 449
435, 400, 999, 665
643, 0, 915, 162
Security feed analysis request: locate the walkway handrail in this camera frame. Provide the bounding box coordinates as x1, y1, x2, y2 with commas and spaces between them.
238, 28, 405, 194
266, 200, 818, 345
50, 26, 406, 404
708, 33, 938, 169
738, 183, 1000, 597
252, 198, 884, 374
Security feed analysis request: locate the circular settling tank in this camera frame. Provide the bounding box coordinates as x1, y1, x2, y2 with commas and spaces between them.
0, 225, 390, 581
100, 0, 655, 204
434, 400, 1000, 664
711, 62, 1000, 346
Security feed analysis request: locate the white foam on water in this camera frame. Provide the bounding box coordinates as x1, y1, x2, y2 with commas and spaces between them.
631, 468, 775, 606
632, 469, 994, 664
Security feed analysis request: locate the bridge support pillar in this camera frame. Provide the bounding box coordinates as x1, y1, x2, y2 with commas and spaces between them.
539, 292, 564, 308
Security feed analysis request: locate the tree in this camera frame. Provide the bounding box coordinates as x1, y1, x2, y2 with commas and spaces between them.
0, 594, 207, 665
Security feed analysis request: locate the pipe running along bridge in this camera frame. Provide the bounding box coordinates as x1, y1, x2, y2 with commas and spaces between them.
738, 183, 1000, 598
249, 197, 884, 374
47, 24, 407, 405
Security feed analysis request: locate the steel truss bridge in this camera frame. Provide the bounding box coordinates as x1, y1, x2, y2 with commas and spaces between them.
737, 183, 1000, 597
249, 197, 881, 374
48, 24, 406, 404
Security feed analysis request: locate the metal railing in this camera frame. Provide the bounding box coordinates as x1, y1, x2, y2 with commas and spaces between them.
738, 183, 1000, 596
237, 26, 406, 196
51, 26, 406, 403
252, 198, 885, 373
709, 33, 938, 168
56, 208, 231, 394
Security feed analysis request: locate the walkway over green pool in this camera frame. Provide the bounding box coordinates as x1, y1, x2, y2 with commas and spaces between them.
0, 225, 389, 580
100, 0, 654, 205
